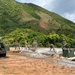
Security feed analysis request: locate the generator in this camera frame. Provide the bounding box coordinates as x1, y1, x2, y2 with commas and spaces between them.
63, 48, 75, 58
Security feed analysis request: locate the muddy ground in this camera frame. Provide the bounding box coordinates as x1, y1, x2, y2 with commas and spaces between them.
0, 48, 75, 75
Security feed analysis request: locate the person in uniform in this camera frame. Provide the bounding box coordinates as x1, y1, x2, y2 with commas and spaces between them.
50, 44, 55, 52
62, 39, 67, 49
32, 40, 38, 51
14, 41, 20, 51
25, 40, 29, 50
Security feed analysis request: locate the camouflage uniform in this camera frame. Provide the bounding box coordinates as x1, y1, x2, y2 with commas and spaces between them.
50, 44, 55, 52
32, 40, 38, 51
14, 41, 20, 51
62, 39, 67, 48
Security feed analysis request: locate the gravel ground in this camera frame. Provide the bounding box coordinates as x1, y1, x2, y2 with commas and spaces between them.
0, 47, 75, 75
20, 47, 75, 67
56, 58, 75, 67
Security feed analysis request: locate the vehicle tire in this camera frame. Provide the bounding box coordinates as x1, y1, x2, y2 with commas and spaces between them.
3, 53, 6, 57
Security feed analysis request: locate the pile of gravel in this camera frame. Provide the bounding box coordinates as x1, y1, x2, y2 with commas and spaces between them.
57, 58, 75, 67
29, 52, 47, 58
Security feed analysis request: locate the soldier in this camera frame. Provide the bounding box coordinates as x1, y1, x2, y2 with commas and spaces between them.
25, 40, 29, 50
50, 44, 55, 52
32, 40, 38, 51
62, 39, 67, 49
5, 41, 10, 51
14, 41, 20, 51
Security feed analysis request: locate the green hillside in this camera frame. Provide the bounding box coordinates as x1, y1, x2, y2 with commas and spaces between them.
0, 0, 75, 37
1, 0, 75, 47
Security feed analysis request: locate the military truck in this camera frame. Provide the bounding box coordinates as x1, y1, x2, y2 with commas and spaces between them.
0, 42, 9, 57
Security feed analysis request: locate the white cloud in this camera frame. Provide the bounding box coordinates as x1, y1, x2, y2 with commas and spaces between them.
16, 0, 53, 11
63, 13, 75, 23
15, 0, 75, 23
16, 0, 53, 7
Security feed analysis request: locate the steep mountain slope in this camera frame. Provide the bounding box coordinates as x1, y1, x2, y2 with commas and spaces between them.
0, 0, 75, 37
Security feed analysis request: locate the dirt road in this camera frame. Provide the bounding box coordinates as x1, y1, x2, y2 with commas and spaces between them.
0, 48, 75, 75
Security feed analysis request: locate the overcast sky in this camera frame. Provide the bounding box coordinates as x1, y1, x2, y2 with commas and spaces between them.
16, 0, 75, 23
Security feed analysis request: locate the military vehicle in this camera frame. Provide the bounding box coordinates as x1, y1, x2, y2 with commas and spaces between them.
0, 42, 9, 57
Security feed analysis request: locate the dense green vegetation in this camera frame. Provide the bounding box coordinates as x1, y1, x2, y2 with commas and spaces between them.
0, 0, 75, 47
1, 28, 75, 48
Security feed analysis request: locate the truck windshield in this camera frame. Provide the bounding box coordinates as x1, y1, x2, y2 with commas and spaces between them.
0, 43, 5, 48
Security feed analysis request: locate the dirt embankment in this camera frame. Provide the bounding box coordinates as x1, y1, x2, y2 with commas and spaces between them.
39, 21, 49, 30
0, 48, 75, 75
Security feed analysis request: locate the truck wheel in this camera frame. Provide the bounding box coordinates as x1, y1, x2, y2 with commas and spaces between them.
3, 53, 6, 57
